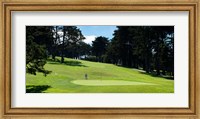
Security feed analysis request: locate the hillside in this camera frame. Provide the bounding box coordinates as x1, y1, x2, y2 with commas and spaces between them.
26, 58, 174, 93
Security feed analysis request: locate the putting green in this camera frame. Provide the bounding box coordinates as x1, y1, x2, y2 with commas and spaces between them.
71, 80, 156, 86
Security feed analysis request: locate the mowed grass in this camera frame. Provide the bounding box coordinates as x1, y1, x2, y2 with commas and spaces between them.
26, 58, 174, 93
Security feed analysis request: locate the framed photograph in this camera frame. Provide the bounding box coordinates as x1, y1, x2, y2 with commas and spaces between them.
0, 0, 199, 118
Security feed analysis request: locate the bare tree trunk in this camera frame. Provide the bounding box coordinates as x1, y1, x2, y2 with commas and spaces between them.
61, 27, 66, 63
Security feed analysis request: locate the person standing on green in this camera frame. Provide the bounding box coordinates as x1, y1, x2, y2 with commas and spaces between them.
85, 73, 88, 80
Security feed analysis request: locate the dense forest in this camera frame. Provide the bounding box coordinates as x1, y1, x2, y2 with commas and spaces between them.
26, 26, 174, 77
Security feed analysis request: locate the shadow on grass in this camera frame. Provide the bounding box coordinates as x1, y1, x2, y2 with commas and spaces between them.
26, 85, 51, 93
139, 72, 174, 80
48, 59, 87, 67
64, 60, 87, 67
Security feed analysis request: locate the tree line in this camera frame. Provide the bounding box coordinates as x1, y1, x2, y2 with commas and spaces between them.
26, 26, 174, 77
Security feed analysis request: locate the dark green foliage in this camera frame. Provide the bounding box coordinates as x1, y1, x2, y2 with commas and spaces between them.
26, 25, 174, 78
64, 41, 91, 59
92, 36, 109, 62
26, 26, 86, 76
61, 26, 85, 63
26, 26, 53, 76
77, 41, 91, 57
106, 26, 174, 77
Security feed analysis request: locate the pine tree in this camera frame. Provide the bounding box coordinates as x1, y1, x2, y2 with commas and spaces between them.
26, 26, 52, 76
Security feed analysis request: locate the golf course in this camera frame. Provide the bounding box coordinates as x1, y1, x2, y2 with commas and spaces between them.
26, 57, 174, 93
26, 26, 174, 93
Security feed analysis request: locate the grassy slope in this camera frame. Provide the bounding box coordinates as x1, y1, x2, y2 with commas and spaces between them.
26, 58, 174, 93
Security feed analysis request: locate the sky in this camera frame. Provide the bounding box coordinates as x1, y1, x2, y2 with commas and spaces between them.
77, 26, 117, 45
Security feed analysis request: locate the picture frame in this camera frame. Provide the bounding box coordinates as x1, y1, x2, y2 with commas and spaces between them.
0, 0, 199, 118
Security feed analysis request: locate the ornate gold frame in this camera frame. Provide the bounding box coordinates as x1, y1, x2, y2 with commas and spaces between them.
0, 0, 199, 118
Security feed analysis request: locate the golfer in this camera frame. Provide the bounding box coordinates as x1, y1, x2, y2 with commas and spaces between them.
85, 73, 88, 80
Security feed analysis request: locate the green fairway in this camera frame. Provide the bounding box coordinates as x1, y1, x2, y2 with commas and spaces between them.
26, 58, 174, 93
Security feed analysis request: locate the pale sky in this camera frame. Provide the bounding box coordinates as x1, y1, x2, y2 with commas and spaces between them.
77, 26, 117, 45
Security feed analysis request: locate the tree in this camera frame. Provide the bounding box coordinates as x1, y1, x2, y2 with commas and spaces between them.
104, 38, 120, 64
51, 26, 61, 60
150, 26, 174, 75
109, 26, 134, 67
76, 41, 91, 59
61, 26, 85, 63
92, 36, 109, 62
106, 26, 174, 76
26, 26, 52, 76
